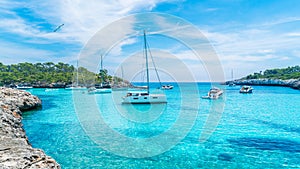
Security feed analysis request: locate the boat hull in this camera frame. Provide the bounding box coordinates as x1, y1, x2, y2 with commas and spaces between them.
88, 88, 112, 94
201, 87, 223, 100
65, 87, 86, 90
122, 94, 167, 104
239, 90, 253, 93
239, 86, 253, 93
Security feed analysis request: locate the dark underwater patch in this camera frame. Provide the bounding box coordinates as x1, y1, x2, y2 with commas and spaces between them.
228, 137, 300, 153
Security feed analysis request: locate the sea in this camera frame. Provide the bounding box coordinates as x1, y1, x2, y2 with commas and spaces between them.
22, 83, 300, 169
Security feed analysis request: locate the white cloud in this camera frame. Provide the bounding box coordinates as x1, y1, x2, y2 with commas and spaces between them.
285, 32, 300, 37
261, 17, 300, 27
204, 8, 219, 12
19, 0, 172, 44
0, 0, 175, 65
1, 1, 300, 81
0, 40, 52, 63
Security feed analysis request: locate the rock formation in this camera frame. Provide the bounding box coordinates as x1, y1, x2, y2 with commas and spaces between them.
0, 87, 60, 169
227, 78, 300, 90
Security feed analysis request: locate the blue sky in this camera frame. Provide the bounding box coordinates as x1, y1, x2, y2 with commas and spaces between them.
0, 0, 300, 81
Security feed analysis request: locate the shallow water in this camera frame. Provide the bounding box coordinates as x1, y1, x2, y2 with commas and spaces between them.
23, 83, 300, 168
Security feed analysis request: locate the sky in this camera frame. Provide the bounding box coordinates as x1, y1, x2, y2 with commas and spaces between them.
0, 0, 300, 81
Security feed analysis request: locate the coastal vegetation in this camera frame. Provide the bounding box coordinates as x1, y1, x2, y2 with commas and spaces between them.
230, 65, 300, 90
0, 62, 123, 87
243, 65, 300, 80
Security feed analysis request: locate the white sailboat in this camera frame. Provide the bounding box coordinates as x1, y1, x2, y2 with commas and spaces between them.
65, 61, 86, 90
122, 31, 167, 104
88, 55, 112, 94
228, 69, 236, 87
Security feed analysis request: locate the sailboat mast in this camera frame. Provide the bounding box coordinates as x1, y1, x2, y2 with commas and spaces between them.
100, 54, 103, 70
100, 54, 104, 85
144, 30, 150, 94
76, 60, 79, 85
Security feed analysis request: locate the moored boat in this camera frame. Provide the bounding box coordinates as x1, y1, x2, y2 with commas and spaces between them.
161, 85, 174, 90
88, 87, 112, 94
122, 30, 167, 104
16, 85, 33, 89
65, 60, 86, 90
122, 90, 167, 104
65, 85, 86, 90
201, 87, 223, 99
239, 85, 253, 93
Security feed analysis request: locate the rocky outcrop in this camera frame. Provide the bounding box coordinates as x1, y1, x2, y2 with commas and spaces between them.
227, 78, 300, 90
0, 87, 60, 169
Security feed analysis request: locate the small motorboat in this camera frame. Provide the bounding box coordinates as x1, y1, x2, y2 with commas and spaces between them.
88, 82, 112, 94
65, 85, 86, 90
88, 87, 112, 94
239, 85, 253, 93
161, 85, 174, 90
202, 87, 224, 99
228, 82, 236, 87
16, 85, 33, 89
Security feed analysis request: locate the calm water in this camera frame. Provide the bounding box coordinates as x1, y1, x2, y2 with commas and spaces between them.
22, 83, 300, 168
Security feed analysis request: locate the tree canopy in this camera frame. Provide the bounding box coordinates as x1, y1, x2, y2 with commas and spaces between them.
243, 65, 300, 80
0, 62, 118, 86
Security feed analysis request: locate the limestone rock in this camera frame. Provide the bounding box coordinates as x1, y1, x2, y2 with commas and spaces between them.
0, 87, 60, 169
228, 78, 300, 90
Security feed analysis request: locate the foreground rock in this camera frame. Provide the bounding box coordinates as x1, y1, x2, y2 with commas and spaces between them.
226, 78, 300, 90
0, 87, 60, 169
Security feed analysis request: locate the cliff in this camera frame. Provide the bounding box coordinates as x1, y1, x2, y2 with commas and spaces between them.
228, 78, 300, 90
0, 87, 60, 169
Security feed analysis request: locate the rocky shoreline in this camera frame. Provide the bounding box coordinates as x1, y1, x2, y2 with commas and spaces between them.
226, 78, 300, 90
0, 87, 60, 169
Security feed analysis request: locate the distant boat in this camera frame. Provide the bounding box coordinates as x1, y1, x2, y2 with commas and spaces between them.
65, 85, 86, 90
16, 85, 33, 89
45, 88, 59, 92
161, 85, 174, 90
228, 69, 236, 87
122, 30, 167, 104
88, 87, 112, 94
239, 85, 253, 93
201, 87, 224, 99
88, 83, 112, 94
88, 55, 112, 94
65, 60, 86, 90
228, 82, 236, 87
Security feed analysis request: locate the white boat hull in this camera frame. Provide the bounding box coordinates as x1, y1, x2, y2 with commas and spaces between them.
65, 87, 86, 90
201, 87, 223, 99
17, 87, 33, 89
88, 88, 112, 94
122, 94, 167, 104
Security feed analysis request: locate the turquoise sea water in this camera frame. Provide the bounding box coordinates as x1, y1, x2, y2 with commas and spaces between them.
22, 83, 300, 168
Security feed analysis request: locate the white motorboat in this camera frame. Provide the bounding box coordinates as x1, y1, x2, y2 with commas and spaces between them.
65, 85, 86, 90
122, 31, 167, 104
88, 87, 112, 94
161, 85, 174, 90
16, 85, 33, 89
239, 85, 253, 93
201, 87, 224, 99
